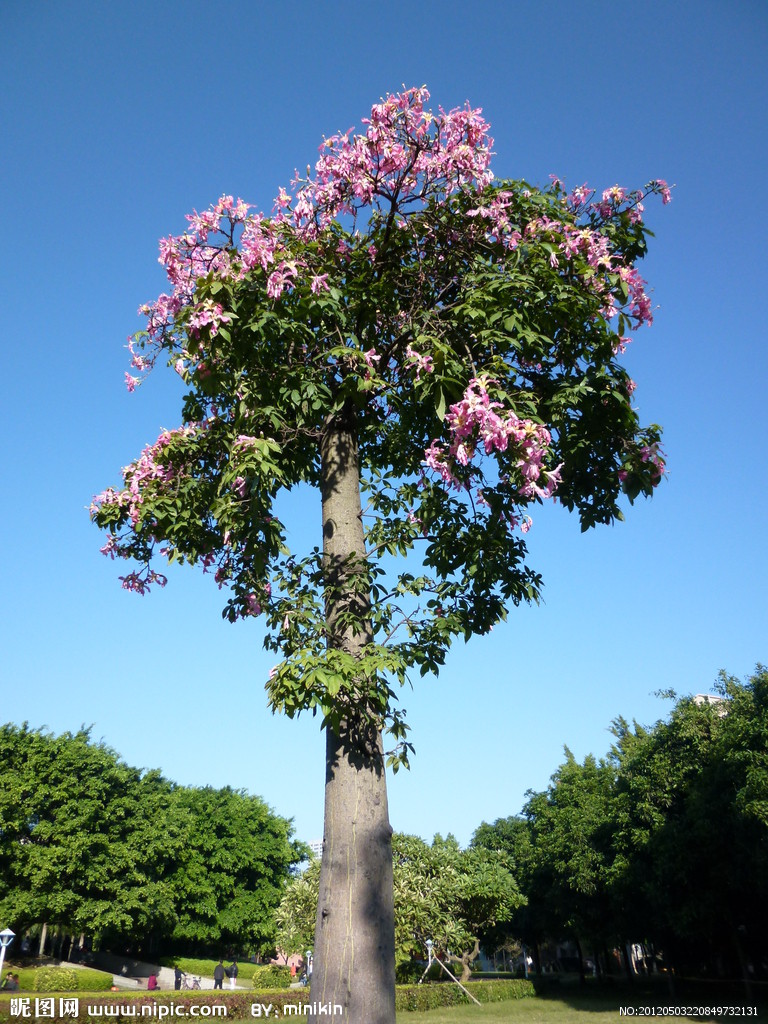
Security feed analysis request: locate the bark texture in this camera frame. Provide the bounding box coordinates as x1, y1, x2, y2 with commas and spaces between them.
309, 410, 396, 1024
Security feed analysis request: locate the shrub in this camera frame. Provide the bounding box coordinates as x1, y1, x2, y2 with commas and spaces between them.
34, 967, 78, 992
395, 977, 535, 1012
250, 964, 291, 990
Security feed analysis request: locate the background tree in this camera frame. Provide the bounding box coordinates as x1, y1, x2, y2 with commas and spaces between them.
92, 86, 668, 1021
471, 814, 548, 972
0, 724, 176, 953
276, 833, 521, 982
275, 857, 320, 963
608, 669, 768, 978
521, 752, 618, 980
0, 724, 302, 957
393, 834, 522, 982
167, 784, 304, 955
474, 666, 768, 982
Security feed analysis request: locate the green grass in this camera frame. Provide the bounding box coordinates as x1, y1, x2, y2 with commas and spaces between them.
397, 998, 616, 1023
0, 963, 113, 993
157, 956, 262, 981
396, 977, 768, 1023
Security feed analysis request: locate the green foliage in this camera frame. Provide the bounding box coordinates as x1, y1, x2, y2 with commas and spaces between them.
0, 725, 303, 955
393, 834, 522, 973
277, 834, 522, 971
165, 786, 305, 952
33, 967, 78, 992
68, 969, 114, 992
249, 964, 291, 990
274, 859, 319, 958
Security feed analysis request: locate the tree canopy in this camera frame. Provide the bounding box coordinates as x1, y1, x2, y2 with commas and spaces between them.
0, 724, 304, 957
92, 86, 668, 759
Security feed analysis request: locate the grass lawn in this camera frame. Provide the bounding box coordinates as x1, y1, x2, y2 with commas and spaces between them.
396, 978, 768, 1023
397, 999, 618, 1023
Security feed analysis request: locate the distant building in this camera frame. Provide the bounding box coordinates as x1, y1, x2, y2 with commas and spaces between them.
308, 840, 323, 860
693, 694, 728, 716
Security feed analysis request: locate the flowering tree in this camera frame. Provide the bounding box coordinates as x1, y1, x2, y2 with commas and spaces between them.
276, 834, 521, 983
92, 87, 668, 1023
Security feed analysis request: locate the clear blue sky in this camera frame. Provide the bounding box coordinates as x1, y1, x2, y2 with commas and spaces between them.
2, 0, 766, 848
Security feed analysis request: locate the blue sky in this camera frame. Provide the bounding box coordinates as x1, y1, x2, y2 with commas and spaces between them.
2, 0, 766, 848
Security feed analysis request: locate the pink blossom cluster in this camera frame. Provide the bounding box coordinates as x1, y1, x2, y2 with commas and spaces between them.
283, 86, 494, 239
266, 261, 298, 299
617, 441, 666, 487
91, 423, 202, 528
94, 420, 280, 609
132, 195, 266, 381
187, 299, 232, 338
129, 91, 669, 387
242, 582, 271, 618
131, 88, 498, 342
639, 442, 666, 484
586, 179, 672, 219
423, 377, 562, 525
119, 569, 168, 594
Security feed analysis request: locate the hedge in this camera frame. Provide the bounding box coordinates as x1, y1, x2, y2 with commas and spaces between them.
34, 968, 78, 993
0, 977, 535, 1020
395, 978, 536, 1012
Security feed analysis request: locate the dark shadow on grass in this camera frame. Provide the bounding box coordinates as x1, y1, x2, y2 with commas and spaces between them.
529, 974, 768, 1016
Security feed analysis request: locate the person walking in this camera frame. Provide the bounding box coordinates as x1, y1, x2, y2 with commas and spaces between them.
213, 961, 225, 990
174, 967, 182, 990
228, 961, 238, 990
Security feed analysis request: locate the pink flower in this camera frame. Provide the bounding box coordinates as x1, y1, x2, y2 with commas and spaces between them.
310, 273, 330, 294
266, 262, 297, 300
187, 301, 232, 338
423, 440, 459, 488
651, 179, 672, 204
405, 345, 434, 379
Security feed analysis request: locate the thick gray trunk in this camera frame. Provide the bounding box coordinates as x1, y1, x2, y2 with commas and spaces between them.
309, 410, 395, 1024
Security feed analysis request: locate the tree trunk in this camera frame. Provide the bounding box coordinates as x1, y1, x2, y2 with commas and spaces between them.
575, 937, 586, 986
309, 409, 396, 1024
38, 922, 48, 957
